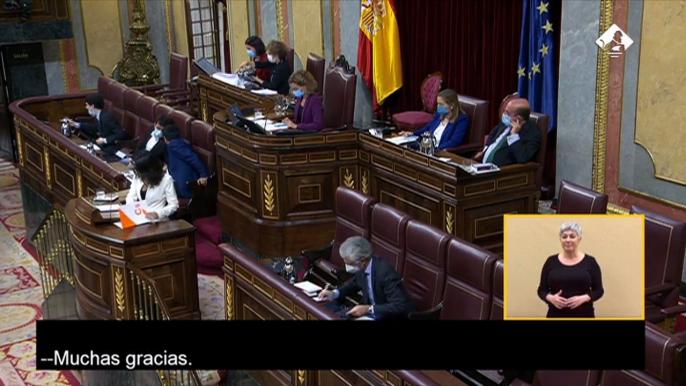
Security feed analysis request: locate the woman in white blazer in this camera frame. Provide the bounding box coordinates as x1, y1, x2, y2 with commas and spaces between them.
126, 150, 179, 221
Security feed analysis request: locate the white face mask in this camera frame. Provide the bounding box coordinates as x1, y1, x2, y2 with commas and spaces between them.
345, 264, 360, 274
88, 109, 98, 117
267, 54, 277, 63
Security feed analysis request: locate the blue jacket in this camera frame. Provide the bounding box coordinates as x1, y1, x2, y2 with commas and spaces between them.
167, 138, 209, 198
413, 113, 470, 149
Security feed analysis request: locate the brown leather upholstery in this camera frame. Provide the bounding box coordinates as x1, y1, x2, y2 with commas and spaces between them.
134, 96, 159, 141
370, 203, 411, 275
529, 112, 549, 188
441, 238, 499, 320
98, 77, 116, 112
556, 179, 608, 214
190, 120, 215, 174
391, 72, 443, 131
630, 205, 686, 328
306, 53, 325, 96
310, 187, 376, 285
403, 220, 450, 311
286, 48, 294, 72
323, 55, 356, 130
168, 53, 189, 91
533, 371, 600, 386
154, 104, 174, 122
445, 94, 489, 155
106, 82, 128, 125
123, 89, 144, 139
170, 110, 194, 142
490, 259, 504, 320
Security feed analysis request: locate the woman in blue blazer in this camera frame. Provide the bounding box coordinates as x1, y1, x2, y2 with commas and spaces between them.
400, 89, 470, 149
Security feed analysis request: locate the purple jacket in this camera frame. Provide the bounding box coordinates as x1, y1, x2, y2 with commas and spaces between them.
293, 94, 325, 131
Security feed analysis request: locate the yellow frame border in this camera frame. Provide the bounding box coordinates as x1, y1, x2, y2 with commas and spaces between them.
503, 213, 646, 321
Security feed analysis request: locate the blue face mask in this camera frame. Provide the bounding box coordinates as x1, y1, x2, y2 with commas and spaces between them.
437, 105, 449, 116
293, 89, 304, 98
154, 128, 163, 139
501, 113, 511, 127
247, 50, 256, 58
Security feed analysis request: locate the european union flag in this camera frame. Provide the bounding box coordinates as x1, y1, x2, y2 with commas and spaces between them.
517, 0, 557, 132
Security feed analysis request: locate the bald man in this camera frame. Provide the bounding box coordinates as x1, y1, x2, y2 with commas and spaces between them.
474, 98, 542, 167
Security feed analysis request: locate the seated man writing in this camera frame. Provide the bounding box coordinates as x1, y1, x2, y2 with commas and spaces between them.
318, 236, 416, 320
473, 97, 541, 167
67, 94, 129, 153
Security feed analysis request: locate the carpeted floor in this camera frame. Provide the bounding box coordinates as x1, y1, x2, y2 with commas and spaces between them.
0, 160, 225, 385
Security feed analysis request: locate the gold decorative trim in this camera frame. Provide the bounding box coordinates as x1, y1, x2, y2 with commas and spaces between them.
634, 139, 686, 186
201, 101, 209, 122
618, 186, 686, 211
163, 0, 173, 60
445, 205, 455, 235
276, 0, 284, 41
592, 0, 613, 193
298, 370, 306, 386
115, 268, 125, 317
361, 169, 369, 194
58, 40, 69, 94
343, 168, 354, 189
607, 203, 630, 214
76, 169, 83, 197
226, 277, 234, 320
16, 127, 23, 166
263, 174, 275, 214
44, 148, 51, 189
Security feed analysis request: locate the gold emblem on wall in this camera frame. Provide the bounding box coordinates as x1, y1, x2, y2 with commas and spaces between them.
343, 168, 354, 189
226, 278, 234, 320
76, 169, 83, 197
43, 148, 51, 189
115, 268, 126, 317
297, 370, 306, 386
361, 169, 370, 194
112, 0, 161, 86
263, 174, 276, 215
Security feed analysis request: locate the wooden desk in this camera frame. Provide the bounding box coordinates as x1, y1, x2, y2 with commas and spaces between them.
222, 245, 465, 386
65, 199, 200, 320
11, 95, 129, 211
215, 119, 539, 256
197, 73, 275, 123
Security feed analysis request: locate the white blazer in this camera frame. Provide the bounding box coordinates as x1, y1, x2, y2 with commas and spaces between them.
125, 172, 179, 221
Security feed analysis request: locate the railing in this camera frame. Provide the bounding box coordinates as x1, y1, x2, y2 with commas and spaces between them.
32, 209, 75, 298
128, 265, 203, 386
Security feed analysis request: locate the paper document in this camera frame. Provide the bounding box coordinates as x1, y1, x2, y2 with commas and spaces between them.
115, 151, 127, 159
95, 204, 119, 212
294, 281, 322, 293
118, 202, 151, 228
385, 136, 417, 145
211, 72, 242, 87
251, 89, 277, 96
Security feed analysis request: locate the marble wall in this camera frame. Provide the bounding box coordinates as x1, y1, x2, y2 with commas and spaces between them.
228, 0, 373, 128
43, 0, 175, 94
555, 0, 601, 191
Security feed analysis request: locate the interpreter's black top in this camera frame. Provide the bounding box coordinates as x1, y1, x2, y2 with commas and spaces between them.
537, 254, 604, 318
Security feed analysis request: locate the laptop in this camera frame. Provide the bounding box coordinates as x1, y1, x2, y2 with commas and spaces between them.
194, 58, 220, 77
235, 115, 268, 135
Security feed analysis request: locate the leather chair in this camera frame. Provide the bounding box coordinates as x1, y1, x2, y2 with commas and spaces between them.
631, 205, 686, 332
370, 203, 411, 275
402, 220, 450, 312
98, 77, 116, 112
106, 82, 128, 126
306, 53, 325, 96
529, 112, 549, 189
322, 55, 357, 131
303, 187, 376, 287
441, 238, 500, 320
137, 53, 191, 109
286, 48, 294, 72
532, 371, 600, 386
408, 302, 443, 320
391, 72, 443, 131
190, 120, 215, 174
444, 94, 489, 156
490, 259, 504, 320
170, 110, 194, 142
556, 179, 608, 214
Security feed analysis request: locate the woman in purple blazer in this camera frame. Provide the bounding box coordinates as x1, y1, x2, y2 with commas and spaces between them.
282, 70, 324, 132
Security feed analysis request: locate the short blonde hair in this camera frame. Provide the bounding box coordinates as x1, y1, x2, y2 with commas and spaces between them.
288, 70, 318, 93
266, 40, 289, 60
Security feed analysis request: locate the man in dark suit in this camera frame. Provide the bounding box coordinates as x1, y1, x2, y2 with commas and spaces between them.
318, 236, 416, 320
474, 98, 542, 167
162, 124, 209, 198
67, 94, 129, 152
135, 114, 174, 164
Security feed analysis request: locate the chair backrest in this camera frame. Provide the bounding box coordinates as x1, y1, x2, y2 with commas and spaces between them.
190, 120, 215, 174
188, 172, 218, 220
98, 77, 116, 111
557, 179, 609, 214
330, 187, 376, 267
370, 203, 411, 275
529, 112, 549, 187
123, 89, 143, 139
106, 82, 128, 125
306, 53, 326, 96
420, 72, 443, 113
408, 302, 443, 320
323, 55, 357, 129
170, 110, 194, 142
402, 220, 450, 311
490, 259, 504, 320
533, 371, 601, 386
134, 96, 159, 140
630, 205, 686, 306
458, 94, 489, 149
441, 238, 499, 320
286, 48, 294, 72
169, 53, 189, 90
499, 92, 519, 118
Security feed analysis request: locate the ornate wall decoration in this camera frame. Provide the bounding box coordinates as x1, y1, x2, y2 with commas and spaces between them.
591, 0, 613, 194
113, 0, 161, 86
115, 267, 126, 317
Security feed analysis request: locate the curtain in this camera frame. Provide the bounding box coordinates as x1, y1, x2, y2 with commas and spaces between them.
387, 0, 526, 130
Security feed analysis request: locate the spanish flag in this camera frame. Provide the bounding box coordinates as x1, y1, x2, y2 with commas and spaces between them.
358, 0, 403, 108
